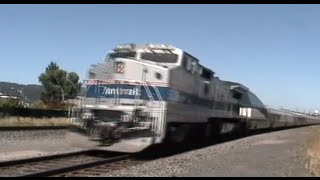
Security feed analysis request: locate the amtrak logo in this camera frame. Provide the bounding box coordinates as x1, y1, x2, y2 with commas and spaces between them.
101, 87, 141, 96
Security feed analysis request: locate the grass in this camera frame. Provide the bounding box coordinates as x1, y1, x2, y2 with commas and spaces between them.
0, 116, 71, 127
307, 126, 320, 176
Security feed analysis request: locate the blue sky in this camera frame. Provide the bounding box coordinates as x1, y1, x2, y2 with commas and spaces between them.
0, 4, 319, 110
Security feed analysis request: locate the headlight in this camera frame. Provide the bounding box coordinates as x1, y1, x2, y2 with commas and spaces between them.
82, 112, 93, 119
121, 115, 132, 122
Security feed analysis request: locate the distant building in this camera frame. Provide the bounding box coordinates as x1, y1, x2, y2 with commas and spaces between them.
0, 93, 19, 102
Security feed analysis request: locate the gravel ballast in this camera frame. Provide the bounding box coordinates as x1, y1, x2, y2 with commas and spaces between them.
0, 125, 318, 176
0, 129, 93, 162
99, 125, 319, 177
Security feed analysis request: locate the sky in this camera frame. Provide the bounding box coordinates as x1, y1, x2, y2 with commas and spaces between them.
0, 4, 319, 111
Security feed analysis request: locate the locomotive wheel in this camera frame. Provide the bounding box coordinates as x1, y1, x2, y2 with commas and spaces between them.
202, 123, 215, 143
88, 127, 101, 139
211, 120, 222, 137
204, 123, 214, 138
240, 123, 250, 137
168, 124, 190, 143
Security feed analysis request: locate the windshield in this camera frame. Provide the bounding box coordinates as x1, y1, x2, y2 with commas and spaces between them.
107, 51, 136, 60
140, 52, 178, 63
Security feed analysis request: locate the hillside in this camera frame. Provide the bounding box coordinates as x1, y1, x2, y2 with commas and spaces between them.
0, 82, 43, 103
0, 81, 86, 104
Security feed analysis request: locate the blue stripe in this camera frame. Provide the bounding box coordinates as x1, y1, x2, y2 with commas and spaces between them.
86, 84, 214, 108
86, 84, 171, 101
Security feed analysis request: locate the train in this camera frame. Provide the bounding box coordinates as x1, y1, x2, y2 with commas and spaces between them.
69, 43, 320, 153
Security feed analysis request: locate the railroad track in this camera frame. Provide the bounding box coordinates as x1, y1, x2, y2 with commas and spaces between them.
53, 158, 143, 177
0, 126, 310, 177
0, 150, 143, 177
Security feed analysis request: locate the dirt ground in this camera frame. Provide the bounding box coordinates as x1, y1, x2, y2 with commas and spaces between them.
307, 126, 320, 176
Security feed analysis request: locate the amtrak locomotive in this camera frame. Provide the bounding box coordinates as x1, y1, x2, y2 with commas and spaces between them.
69, 43, 320, 152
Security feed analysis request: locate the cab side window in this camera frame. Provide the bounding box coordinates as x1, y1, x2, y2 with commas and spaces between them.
191, 61, 197, 74
204, 83, 209, 96
182, 55, 188, 70
182, 53, 198, 73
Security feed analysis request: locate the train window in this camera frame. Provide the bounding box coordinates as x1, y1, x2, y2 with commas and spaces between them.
204, 83, 209, 96
199, 67, 203, 75
201, 68, 212, 80
232, 91, 242, 99
182, 55, 188, 69
191, 61, 197, 74
107, 51, 136, 60
141, 53, 178, 63
240, 92, 265, 108
183, 52, 200, 73
186, 58, 192, 71
248, 92, 265, 108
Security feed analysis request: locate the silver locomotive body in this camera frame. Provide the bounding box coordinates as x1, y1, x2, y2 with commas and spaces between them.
69, 43, 319, 152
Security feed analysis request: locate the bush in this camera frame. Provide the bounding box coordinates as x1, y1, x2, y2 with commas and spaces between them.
0, 99, 21, 108
30, 100, 47, 109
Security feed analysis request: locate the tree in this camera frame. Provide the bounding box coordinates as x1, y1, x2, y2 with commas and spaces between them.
39, 62, 81, 107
